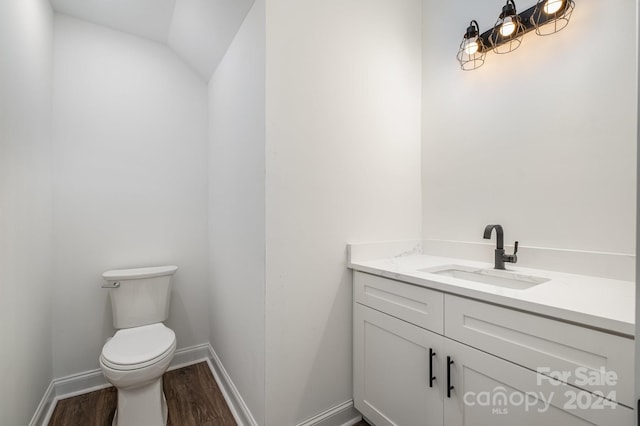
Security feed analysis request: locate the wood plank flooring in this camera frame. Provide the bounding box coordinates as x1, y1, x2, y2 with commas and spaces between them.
49, 361, 371, 426
49, 362, 236, 426
48, 386, 117, 426
164, 362, 235, 425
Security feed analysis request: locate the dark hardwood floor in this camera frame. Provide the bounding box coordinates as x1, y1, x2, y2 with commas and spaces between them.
49, 386, 117, 426
49, 362, 236, 426
49, 361, 371, 426
164, 362, 235, 425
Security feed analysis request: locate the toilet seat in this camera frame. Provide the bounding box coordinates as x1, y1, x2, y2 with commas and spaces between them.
101, 323, 176, 371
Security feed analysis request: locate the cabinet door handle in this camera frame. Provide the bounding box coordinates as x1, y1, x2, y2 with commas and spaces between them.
447, 356, 454, 398
429, 348, 436, 388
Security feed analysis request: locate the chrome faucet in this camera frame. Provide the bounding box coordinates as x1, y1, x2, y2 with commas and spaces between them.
483, 224, 518, 270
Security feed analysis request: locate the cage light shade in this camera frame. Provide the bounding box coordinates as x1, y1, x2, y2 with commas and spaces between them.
489, 0, 526, 54
457, 20, 486, 71
531, 0, 575, 36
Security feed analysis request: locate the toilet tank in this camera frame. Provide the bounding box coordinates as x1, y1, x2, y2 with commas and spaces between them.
102, 265, 178, 329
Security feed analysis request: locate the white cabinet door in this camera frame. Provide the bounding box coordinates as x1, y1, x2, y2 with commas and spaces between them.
354, 303, 444, 426
443, 339, 634, 426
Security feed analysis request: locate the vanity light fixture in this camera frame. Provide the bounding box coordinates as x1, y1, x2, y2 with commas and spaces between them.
456, 20, 486, 71
490, 0, 526, 54
457, 0, 576, 70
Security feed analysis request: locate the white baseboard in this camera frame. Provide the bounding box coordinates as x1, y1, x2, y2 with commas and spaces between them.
30, 343, 215, 426
28, 381, 55, 426
296, 400, 362, 426
31, 368, 111, 426
205, 344, 258, 426
169, 343, 212, 371
205, 344, 362, 426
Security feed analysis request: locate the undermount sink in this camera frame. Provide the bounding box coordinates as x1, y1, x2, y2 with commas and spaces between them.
417, 264, 550, 290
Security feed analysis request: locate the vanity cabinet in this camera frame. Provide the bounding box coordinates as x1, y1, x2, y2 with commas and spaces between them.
353, 271, 634, 426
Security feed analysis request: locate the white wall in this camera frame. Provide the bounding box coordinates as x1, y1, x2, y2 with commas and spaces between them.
52, 14, 210, 378
0, 0, 54, 424
421, 0, 637, 255
208, 0, 266, 423
264, 0, 423, 424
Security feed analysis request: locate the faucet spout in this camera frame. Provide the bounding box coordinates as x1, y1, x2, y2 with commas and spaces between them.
483, 224, 504, 250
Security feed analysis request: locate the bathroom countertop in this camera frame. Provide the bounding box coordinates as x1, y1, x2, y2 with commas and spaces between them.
348, 251, 635, 337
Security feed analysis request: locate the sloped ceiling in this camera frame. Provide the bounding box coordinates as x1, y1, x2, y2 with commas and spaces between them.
50, 0, 254, 81
168, 0, 254, 81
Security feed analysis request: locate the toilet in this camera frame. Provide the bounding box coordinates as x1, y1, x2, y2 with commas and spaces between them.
99, 265, 178, 426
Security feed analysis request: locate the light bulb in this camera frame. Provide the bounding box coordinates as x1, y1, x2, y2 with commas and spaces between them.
500, 16, 516, 37
544, 0, 563, 14
464, 37, 479, 55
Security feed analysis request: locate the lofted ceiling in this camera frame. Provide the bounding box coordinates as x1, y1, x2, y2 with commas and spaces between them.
50, 0, 254, 81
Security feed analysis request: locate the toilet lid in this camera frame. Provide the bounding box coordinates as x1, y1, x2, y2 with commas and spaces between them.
102, 323, 175, 366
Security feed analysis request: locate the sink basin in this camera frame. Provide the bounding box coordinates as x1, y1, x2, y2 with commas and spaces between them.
417, 265, 550, 290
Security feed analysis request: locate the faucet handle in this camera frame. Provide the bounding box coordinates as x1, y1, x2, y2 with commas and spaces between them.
505, 241, 519, 265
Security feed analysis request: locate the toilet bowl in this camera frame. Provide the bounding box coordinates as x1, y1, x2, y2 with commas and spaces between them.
100, 323, 177, 426
99, 265, 178, 426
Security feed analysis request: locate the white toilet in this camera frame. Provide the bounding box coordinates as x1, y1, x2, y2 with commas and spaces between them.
99, 265, 178, 426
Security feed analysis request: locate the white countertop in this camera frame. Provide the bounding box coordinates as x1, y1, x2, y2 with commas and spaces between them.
349, 253, 635, 336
